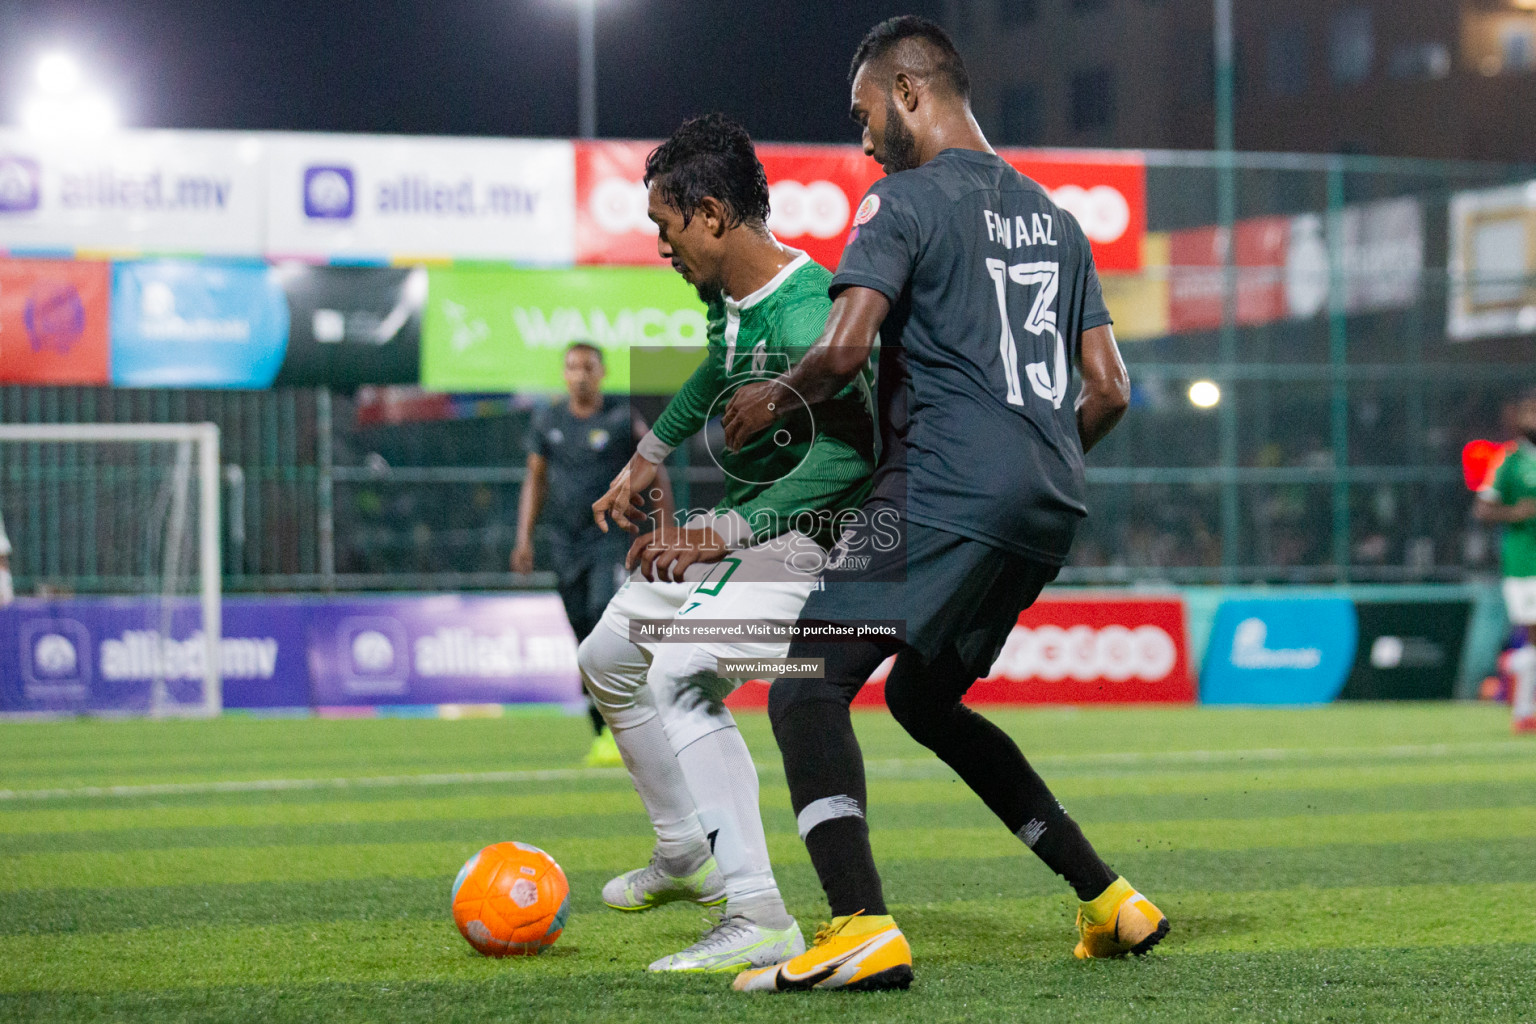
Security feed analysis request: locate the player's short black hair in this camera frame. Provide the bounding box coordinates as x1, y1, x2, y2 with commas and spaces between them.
565, 341, 603, 365
849, 15, 970, 99
644, 113, 771, 230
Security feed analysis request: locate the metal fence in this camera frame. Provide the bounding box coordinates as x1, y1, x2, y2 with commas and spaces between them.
2, 150, 1534, 592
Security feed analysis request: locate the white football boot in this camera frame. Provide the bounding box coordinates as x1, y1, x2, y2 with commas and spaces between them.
648, 913, 807, 973
602, 852, 726, 912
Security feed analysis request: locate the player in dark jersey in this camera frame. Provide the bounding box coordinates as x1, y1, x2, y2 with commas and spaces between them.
513, 341, 673, 766
725, 17, 1164, 992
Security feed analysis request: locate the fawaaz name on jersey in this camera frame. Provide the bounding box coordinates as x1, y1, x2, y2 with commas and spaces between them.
983, 209, 1058, 249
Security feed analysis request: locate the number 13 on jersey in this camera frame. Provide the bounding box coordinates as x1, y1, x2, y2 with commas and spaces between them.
986, 259, 1067, 410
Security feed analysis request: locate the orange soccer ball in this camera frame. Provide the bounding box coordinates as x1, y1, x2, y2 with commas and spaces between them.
451, 842, 571, 956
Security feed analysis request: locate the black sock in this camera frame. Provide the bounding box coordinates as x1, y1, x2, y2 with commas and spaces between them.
1024, 804, 1117, 901
885, 649, 1117, 902
768, 688, 888, 917
805, 817, 886, 918
585, 695, 606, 737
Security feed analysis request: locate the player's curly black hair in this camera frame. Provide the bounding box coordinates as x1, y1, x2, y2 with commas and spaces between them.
849, 15, 970, 99
643, 113, 771, 231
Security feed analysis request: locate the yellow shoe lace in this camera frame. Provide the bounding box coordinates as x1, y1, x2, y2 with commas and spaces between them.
811, 910, 865, 947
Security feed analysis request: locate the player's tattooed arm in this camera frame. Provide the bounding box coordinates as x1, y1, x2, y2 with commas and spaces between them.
1075, 324, 1130, 453
722, 286, 889, 451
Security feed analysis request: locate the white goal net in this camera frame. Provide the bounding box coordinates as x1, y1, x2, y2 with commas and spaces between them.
0, 423, 222, 717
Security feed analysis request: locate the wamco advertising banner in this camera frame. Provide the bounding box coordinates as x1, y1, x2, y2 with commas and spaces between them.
272, 264, 426, 386
110, 260, 289, 387
264, 134, 575, 264
420, 265, 706, 393
0, 129, 266, 256
0, 258, 110, 384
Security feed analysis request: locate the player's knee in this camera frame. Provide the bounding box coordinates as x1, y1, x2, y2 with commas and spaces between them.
883, 659, 955, 748
647, 648, 735, 748
576, 628, 641, 711
767, 676, 847, 733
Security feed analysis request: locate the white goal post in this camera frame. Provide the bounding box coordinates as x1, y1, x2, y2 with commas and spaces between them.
0, 422, 222, 716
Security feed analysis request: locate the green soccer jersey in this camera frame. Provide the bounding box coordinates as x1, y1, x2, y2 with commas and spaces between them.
643, 252, 875, 549
1486, 440, 1536, 578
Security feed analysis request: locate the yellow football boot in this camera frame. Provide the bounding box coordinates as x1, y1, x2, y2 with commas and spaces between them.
733, 912, 913, 992
584, 729, 624, 768
1074, 877, 1170, 959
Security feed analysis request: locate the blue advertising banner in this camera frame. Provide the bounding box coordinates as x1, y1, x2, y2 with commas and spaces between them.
0, 594, 582, 714
0, 598, 310, 714
110, 260, 289, 387
1200, 598, 1359, 705
304, 594, 580, 708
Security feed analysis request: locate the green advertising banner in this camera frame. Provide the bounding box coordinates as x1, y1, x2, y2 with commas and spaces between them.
421, 266, 709, 393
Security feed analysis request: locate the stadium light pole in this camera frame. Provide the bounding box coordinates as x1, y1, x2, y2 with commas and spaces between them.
1213, 0, 1240, 582
575, 0, 597, 139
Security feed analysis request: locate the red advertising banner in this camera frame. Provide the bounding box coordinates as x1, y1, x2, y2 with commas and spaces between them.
756, 144, 883, 274
726, 595, 1192, 708
577, 141, 1147, 274
0, 259, 110, 384
999, 150, 1146, 272
1167, 217, 1288, 332
575, 140, 668, 267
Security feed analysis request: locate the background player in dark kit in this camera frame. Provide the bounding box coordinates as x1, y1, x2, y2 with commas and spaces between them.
514, 341, 674, 765
724, 17, 1164, 993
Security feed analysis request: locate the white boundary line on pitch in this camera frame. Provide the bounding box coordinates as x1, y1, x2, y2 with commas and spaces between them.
0, 739, 1528, 803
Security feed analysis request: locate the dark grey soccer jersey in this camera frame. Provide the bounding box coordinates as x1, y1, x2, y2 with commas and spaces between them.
527, 395, 635, 545
830, 148, 1112, 565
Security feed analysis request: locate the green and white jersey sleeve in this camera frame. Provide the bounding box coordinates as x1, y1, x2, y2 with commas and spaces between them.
640, 251, 876, 550
1485, 440, 1536, 579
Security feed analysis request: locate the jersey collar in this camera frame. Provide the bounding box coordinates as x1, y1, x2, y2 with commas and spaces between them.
724, 248, 810, 313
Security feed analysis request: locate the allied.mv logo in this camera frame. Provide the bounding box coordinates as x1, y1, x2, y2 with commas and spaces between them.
32, 634, 79, 677
304, 166, 355, 220
0, 156, 41, 213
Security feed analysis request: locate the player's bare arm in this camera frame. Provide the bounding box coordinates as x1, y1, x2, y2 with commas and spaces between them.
1075, 324, 1130, 454
1476, 496, 1536, 523
721, 286, 890, 451
512, 451, 549, 573
633, 411, 677, 526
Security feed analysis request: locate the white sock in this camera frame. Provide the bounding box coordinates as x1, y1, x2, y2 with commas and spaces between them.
1512, 643, 1536, 721
675, 725, 791, 928
612, 716, 712, 873
577, 627, 710, 872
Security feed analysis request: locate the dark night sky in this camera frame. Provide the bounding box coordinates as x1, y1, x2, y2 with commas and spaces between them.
1, 0, 946, 143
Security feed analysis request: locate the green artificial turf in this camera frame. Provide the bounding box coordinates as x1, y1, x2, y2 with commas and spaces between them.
1, 703, 1533, 1023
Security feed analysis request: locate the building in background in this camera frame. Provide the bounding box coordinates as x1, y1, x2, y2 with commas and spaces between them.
949, 0, 1536, 160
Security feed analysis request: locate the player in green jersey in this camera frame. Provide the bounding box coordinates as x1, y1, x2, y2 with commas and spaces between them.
576, 114, 877, 973
1476, 387, 1536, 732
